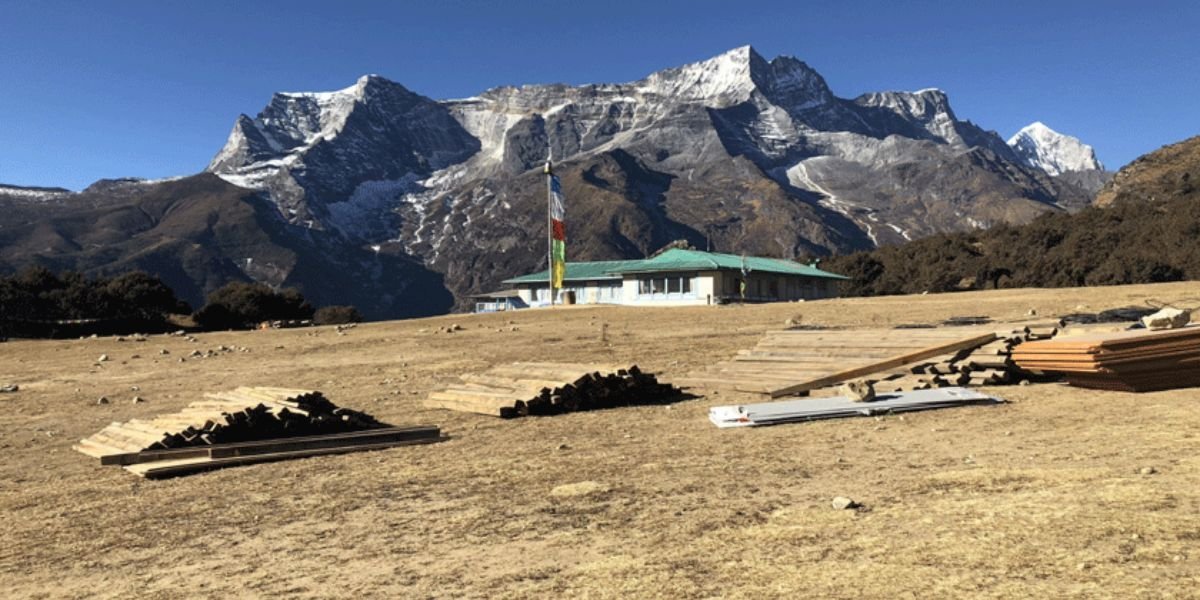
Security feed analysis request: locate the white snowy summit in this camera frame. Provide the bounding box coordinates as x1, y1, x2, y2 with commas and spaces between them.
1007, 122, 1104, 176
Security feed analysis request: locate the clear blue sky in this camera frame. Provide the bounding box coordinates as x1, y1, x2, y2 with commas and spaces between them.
2, 0, 1197, 190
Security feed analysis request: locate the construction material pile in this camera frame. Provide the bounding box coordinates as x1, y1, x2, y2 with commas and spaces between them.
680, 324, 1061, 398
425, 362, 682, 418
77, 387, 385, 455
75, 387, 440, 478
866, 324, 1060, 392
1012, 326, 1200, 392
709, 387, 1003, 428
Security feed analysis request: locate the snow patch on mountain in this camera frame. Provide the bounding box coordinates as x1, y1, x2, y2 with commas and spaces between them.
0, 184, 72, 201
1007, 121, 1103, 176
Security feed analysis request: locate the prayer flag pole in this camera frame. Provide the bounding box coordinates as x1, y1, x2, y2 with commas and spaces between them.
545, 159, 554, 306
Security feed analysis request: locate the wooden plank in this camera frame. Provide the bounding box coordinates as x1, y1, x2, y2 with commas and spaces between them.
124, 436, 443, 479
756, 333, 999, 398
424, 392, 516, 417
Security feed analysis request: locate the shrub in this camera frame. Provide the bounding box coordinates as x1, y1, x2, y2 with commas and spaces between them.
313, 305, 363, 325
193, 282, 314, 330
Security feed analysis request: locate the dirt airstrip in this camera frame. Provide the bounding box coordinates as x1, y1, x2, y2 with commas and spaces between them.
2, 282, 1200, 598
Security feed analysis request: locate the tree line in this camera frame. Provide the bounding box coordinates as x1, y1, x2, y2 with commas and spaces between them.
0, 267, 361, 339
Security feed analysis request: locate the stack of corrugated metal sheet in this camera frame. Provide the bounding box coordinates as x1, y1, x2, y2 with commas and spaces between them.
708, 387, 1003, 428
1011, 326, 1200, 392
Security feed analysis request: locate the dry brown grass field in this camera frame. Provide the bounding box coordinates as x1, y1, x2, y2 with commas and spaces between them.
3, 282, 1200, 598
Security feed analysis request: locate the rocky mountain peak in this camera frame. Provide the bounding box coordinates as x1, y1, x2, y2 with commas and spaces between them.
1008, 121, 1104, 175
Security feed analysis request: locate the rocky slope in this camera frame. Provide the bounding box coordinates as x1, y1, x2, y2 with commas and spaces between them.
0, 175, 452, 318
1094, 135, 1200, 207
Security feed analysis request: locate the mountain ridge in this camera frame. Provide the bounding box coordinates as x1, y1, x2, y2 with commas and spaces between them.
2, 46, 1110, 316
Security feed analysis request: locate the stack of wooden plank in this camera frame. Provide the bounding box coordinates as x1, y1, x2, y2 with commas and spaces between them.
75, 387, 441, 478
424, 362, 681, 418
681, 324, 1063, 398
1011, 326, 1200, 392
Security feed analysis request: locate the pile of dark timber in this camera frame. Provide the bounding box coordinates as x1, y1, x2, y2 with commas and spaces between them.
76, 387, 441, 478
424, 362, 682, 418
1012, 326, 1200, 392
879, 323, 1061, 390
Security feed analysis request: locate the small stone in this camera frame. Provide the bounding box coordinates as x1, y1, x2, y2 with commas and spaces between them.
838, 380, 875, 403
1019, 379, 1031, 386
131, 396, 144, 404
1027, 308, 1037, 316
1077, 562, 1090, 571
96, 396, 109, 405
97, 354, 110, 362
116, 336, 127, 342
1141, 307, 1191, 331
1004, 431, 1013, 436
130, 354, 140, 359
1139, 466, 1157, 475
831, 496, 859, 510
130, 386, 140, 391
450, 323, 463, 331
190, 350, 203, 358
172, 330, 186, 336
556, 443, 570, 451
0, 383, 19, 393
159, 349, 170, 355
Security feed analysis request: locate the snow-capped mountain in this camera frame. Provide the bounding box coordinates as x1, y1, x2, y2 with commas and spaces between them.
1, 46, 1104, 317
208, 46, 1092, 288
1007, 121, 1104, 176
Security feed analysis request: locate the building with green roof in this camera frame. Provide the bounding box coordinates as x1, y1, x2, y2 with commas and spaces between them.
497, 248, 846, 308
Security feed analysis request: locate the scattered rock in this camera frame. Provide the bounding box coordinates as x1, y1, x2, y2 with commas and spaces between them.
159, 349, 170, 355
1077, 562, 1090, 571
1141, 307, 1191, 330
838, 380, 875, 403
132, 334, 147, 342
1027, 309, 1037, 316
129, 354, 140, 359
0, 384, 18, 393
1139, 466, 1157, 475
551, 481, 610, 498
172, 330, 186, 336
1019, 379, 1031, 386
831, 496, 859, 510
97, 354, 110, 362
450, 323, 463, 331
130, 386, 140, 391
96, 396, 109, 405
556, 443, 570, 451
131, 396, 144, 404
190, 350, 203, 358
116, 336, 127, 342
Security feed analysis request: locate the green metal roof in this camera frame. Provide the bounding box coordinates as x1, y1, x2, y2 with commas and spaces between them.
503, 249, 846, 284
610, 248, 848, 280
502, 259, 645, 284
